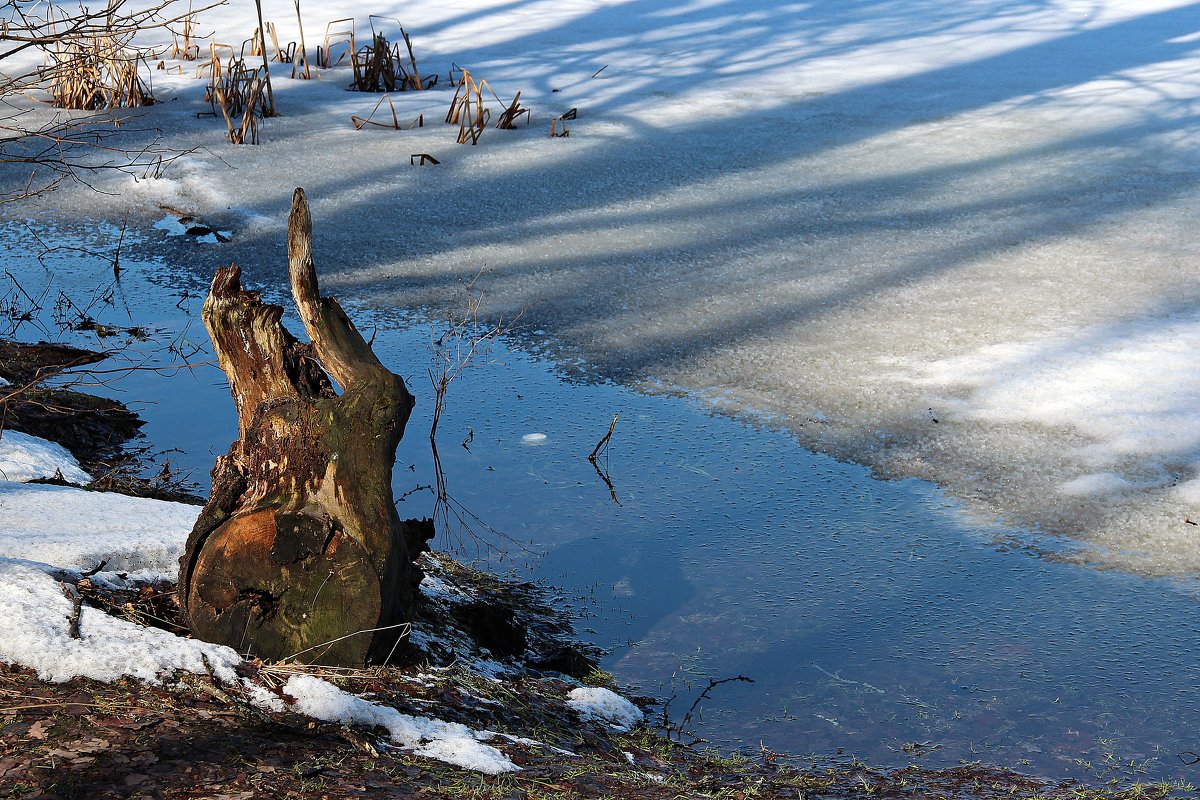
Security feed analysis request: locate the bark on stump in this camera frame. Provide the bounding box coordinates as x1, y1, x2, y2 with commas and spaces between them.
179, 188, 431, 666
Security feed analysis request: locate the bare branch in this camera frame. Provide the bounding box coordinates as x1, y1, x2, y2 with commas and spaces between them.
0, 0, 223, 200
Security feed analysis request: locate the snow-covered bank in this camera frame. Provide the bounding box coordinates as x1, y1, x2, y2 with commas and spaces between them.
0, 429, 607, 775
0, 441, 242, 683
5, 0, 1200, 573
0, 430, 91, 484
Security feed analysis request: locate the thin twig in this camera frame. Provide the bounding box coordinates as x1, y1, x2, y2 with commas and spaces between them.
588, 413, 618, 462
281, 622, 411, 662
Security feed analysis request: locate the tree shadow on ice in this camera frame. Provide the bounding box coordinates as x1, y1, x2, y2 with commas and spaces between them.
75, 1, 1200, 546
207, 0, 1200, 364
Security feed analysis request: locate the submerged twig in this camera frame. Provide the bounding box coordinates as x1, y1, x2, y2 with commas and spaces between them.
662, 674, 754, 743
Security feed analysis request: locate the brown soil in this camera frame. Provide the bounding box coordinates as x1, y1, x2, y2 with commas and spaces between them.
0, 339, 199, 502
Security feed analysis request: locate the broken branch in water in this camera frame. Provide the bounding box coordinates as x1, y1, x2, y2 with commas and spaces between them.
588, 413, 618, 462
587, 414, 620, 504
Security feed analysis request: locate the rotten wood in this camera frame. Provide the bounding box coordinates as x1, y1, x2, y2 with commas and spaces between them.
178, 188, 432, 666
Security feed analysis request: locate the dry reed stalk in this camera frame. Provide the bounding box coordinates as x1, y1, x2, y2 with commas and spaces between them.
349, 32, 396, 92
318, 17, 354, 69
251, 0, 277, 116
445, 69, 490, 145
379, 17, 433, 90
292, 0, 312, 79
46, 36, 155, 110
256, 660, 384, 689
170, 3, 199, 60
265, 22, 291, 63
349, 28, 435, 93
494, 91, 529, 129
351, 93, 398, 129
170, 6, 199, 59
249, 25, 268, 57
351, 95, 425, 130
200, 43, 234, 102
214, 74, 263, 144
207, 44, 268, 144
400, 28, 422, 89
550, 107, 576, 137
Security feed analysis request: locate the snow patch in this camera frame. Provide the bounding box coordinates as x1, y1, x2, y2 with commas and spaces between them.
0, 559, 241, 684
908, 313, 1200, 463
1171, 478, 1200, 506
1059, 473, 1139, 497
0, 430, 91, 484
283, 674, 518, 774
0, 482, 198, 578
0, 476, 231, 683
567, 687, 643, 732
419, 571, 470, 601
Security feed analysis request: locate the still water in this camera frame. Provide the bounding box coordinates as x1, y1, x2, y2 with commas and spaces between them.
6, 220, 1200, 783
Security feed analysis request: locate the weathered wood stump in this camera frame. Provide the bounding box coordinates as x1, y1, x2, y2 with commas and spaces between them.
178, 188, 431, 666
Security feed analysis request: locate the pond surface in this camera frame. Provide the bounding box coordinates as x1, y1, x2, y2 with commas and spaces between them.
6, 220, 1200, 783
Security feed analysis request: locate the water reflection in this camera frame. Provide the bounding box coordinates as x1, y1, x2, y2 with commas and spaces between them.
374, 309, 1200, 782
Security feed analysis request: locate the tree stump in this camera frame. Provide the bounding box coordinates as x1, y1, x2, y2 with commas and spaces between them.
178, 188, 432, 666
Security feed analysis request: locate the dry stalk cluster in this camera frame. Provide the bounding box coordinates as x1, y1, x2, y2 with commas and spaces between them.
350, 29, 434, 93
445, 68, 529, 145
203, 45, 268, 144
43, 32, 155, 110
551, 107, 576, 137
169, 4, 200, 60
318, 17, 354, 68
0, 0, 205, 199
346, 19, 437, 130
249, 22, 289, 63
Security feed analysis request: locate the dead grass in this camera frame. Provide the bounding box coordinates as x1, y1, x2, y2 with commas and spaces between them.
168, 3, 200, 61
495, 91, 530, 129
318, 17, 354, 69
350, 94, 424, 130
349, 29, 434, 93
202, 43, 267, 144
249, 21, 286, 62
551, 107, 577, 137
291, 0, 313, 79
446, 68, 487, 144
44, 32, 155, 110
445, 69, 528, 144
